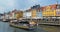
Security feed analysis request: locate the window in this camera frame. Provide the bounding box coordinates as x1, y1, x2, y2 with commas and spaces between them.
57, 5, 60, 9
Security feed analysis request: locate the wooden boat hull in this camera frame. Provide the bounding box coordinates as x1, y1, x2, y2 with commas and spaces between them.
9, 23, 35, 30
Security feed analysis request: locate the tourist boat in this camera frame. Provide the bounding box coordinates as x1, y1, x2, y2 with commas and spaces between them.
9, 20, 37, 30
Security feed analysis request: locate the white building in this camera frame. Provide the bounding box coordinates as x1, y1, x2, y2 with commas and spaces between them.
23, 11, 31, 18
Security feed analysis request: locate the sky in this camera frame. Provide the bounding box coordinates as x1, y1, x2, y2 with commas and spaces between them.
0, 0, 60, 13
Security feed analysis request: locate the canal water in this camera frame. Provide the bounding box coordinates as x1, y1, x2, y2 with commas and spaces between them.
0, 21, 60, 32
0, 21, 47, 32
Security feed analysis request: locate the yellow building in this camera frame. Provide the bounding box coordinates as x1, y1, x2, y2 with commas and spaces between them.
56, 9, 60, 16
46, 6, 51, 11
16, 11, 23, 19
42, 10, 56, 17
31, 9, 37, 18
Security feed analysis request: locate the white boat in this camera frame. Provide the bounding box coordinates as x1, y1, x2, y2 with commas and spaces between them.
3, 19, 8, 22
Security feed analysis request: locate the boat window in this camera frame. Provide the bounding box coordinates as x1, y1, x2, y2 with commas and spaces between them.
19, 21, 29, 24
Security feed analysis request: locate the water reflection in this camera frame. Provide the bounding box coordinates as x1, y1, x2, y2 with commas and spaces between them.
39, 25, 60, 32
13, 27, 46, 32
0, 21, 47, 32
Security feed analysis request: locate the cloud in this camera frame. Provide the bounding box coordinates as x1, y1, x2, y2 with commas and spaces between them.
0, 0, 15, 13
30, 0, 37, 2
21, 0, 39, 10
0, 6, 5, 13
0, 7, 4, 11
29, 0, 39, 4
7, 0, 15, 7
4, 0, 15, 7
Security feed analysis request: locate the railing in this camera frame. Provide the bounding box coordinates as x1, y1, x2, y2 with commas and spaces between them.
37, 18, 60, 25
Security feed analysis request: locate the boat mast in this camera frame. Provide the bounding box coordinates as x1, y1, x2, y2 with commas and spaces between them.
4, 11, 5, 19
